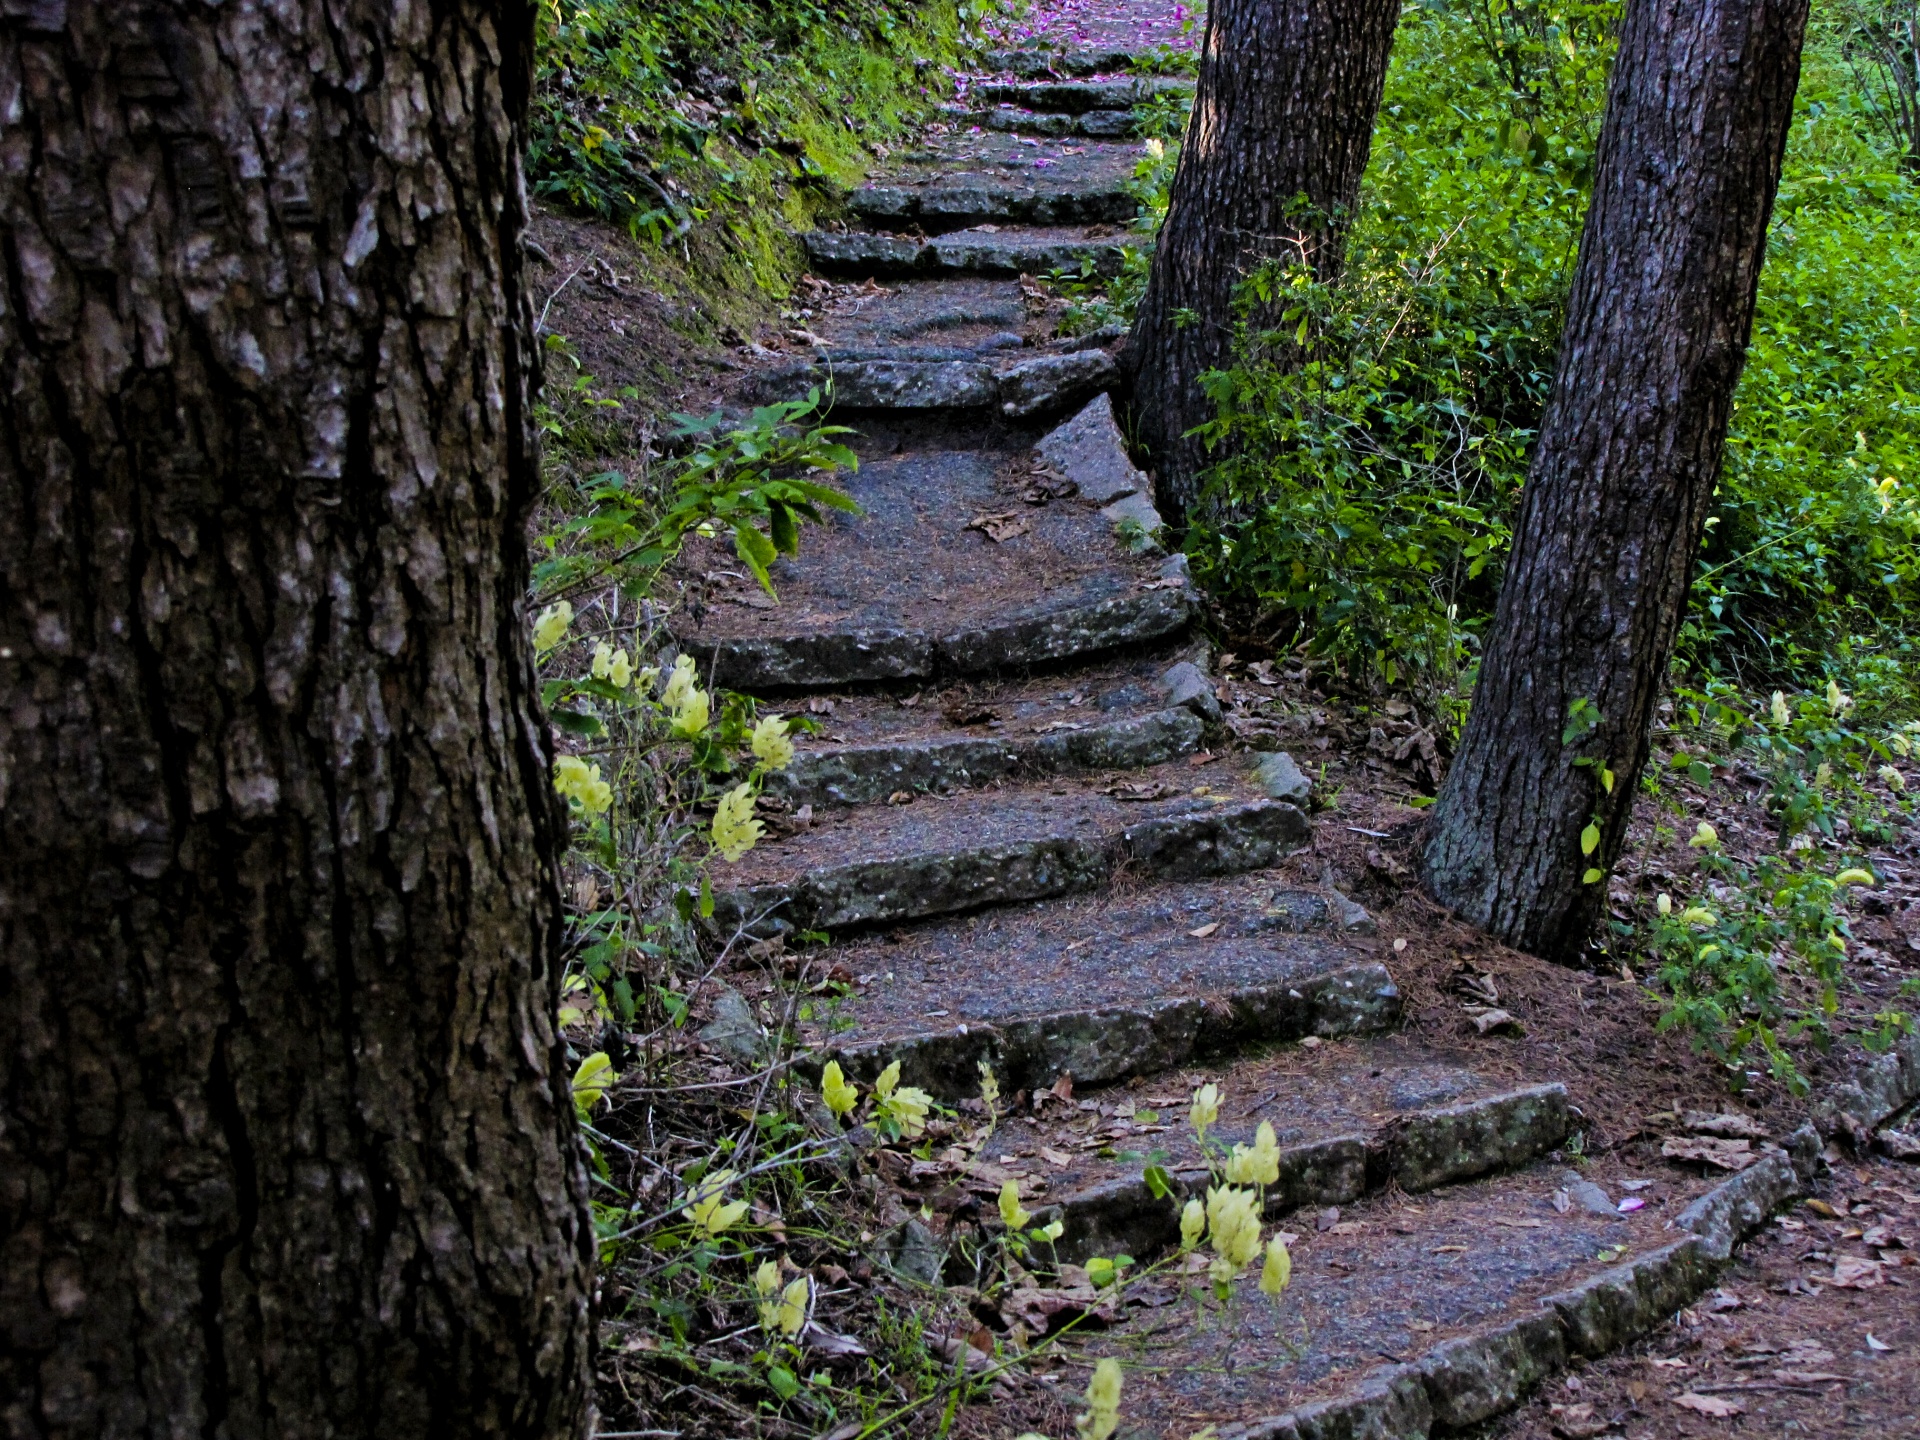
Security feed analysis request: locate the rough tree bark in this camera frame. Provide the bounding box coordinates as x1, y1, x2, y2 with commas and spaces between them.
1125, 0, 1403, 520
1419, 0, 1810, 962
0, 2, 594, 1436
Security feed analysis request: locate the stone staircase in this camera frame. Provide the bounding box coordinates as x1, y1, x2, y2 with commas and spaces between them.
666, 21, 1811, 1437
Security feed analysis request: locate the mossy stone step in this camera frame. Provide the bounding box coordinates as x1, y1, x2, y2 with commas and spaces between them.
803, 227, 1141, 279
849, 174, 1136, 231
711, 765, 1310, 934
972, 77, 1191, 113
972, 106, 1139, 139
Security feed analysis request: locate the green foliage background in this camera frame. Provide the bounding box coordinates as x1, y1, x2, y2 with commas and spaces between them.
1189, 0, 1920, 714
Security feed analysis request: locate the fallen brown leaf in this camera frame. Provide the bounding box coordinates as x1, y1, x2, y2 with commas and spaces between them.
1661, 1135, 1760, 1171
967, 510, 1031, 543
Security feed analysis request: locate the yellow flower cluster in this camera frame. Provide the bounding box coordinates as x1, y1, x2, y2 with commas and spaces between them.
682, 1168, 748, 1238
1189, 1082, 1220, 1142
591, 641, 636, 689
751, 714, 794, 770
533, 600, 572, 654
1075, 1358, 1123, 1440
1224, 1121, 1281, 1187
661, 655, 710, 738
874, 1060, 932, 1138
820, 1060, 860, 1117
1204, 1184, 1263, 1284
553, 754, 613, 816
754, 1260, 810, 1337
710, 783, 762, 862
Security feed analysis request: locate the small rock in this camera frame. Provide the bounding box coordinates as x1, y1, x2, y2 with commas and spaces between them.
1160, 661, 1221, 723
1326, 886, 1376, 934
1878, 1127, 1920, 1160
1251, 751, 1312, 805
887, 1218, 945, 1286
997, 349, 1119, 418
1560, 1172, 1618, 1217
698, 982, 765, 1069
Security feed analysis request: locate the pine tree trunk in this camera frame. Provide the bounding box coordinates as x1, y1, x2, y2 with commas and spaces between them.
0, 2, 595, 1435
1418, 0, 1809, 962
1125, 0, 1403, 520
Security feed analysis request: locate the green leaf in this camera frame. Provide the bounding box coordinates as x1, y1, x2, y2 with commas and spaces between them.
699, 874, 715, 919
1580, 821, 1601, 856
733, 521, 779, 596
1688, 761, 1713, 787
766, 1364, 800, 1400
548, 707, 608, 738
768, 500, 799, 556
1143, 1163, 1174, 1200
1583, 867, 1603, 884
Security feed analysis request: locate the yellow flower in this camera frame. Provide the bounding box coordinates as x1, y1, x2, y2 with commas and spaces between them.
1178, 1198, 1205, 1253
1827, 678, 1853, 716
773, 1276, 810, 1336
1259, 1234, 1292, 1297
661, 654, 698, 709
1679, 906, 1717, 928
1189, 1082, 1220, 1142
571, 1051, 616, 1115
1770, 690, 1791, 726
1656, 892, 1672, 916
1035, 1219, 1064, 1243
1835, 867, 1877, 887
1689, 821, 1719, 850
553, 755, 614, 817
683, 1169, 748, 1238
1880, 765, 1907, 792
977, 1061, 1000, 1109
608, 649, 634, 688
1891, 732, 1913, 758
1815, 761, 1833, 789
999, 1180, 1031, 1231
819, 1060, 860, 1118
710, 783, 762, 862
1205, 1184, 1263, 1281
532, 600, 572, 653
751, 714, 795, 771
1225, 1121, 1281, 1187
874, 1060, 901, 1099
1076, 1357, 1123, 1440
670, 685, 711, 738
880, 1083, 932, 1139
591, 641, 614, 679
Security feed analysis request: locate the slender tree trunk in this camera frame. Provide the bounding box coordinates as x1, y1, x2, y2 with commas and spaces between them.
0, 2, 594, 1436
1125, 0, 1402, 521
1418, 0, 1809, 962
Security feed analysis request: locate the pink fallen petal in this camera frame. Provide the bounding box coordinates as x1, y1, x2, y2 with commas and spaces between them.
1618, 1197, 1646, 1213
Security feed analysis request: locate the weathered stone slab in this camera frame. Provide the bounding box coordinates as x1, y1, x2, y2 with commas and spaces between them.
974, 77, 1192, 112
803, 231, 927, 275
977, 106, 1139, 139
821, 961, 1399, 1105
1391, 1083, 1570, 1192
1672, 1153, 1805, 1261
935, 585, 1194, 674
694, 628, 933, 690
929, 229, 1137, 277
1414, 1313, 1566, 1431
767, 707, 1203, 809
1539, 1238, 1716, 1358
1101, 489, 1165, 543
828, 359, 999, 409
1035, 392, 1147, 504
1812, 1029, 1920, 1134
1126, 798, 1311, 879
997, 348, 1118, 418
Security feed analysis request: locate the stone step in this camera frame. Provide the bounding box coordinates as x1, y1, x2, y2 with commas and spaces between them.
984, 47, 1178, 78
852, 168, 1136, 234
747, 343, 1119, 416
971, 105, 1138, 139
764, 644, 1214, 809
667, 438, 1178, 691
1048, 1148, 1810, 1438
804, 226, 1141, 280
710, 760, 1310, 935
795, 869, 1384, 1097
971, 76, 1191, 113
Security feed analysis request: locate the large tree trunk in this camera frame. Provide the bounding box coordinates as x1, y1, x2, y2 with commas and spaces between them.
1125, 0, 1402, 521
0, 2, 594, 1436
1418, 0, 1809, 962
